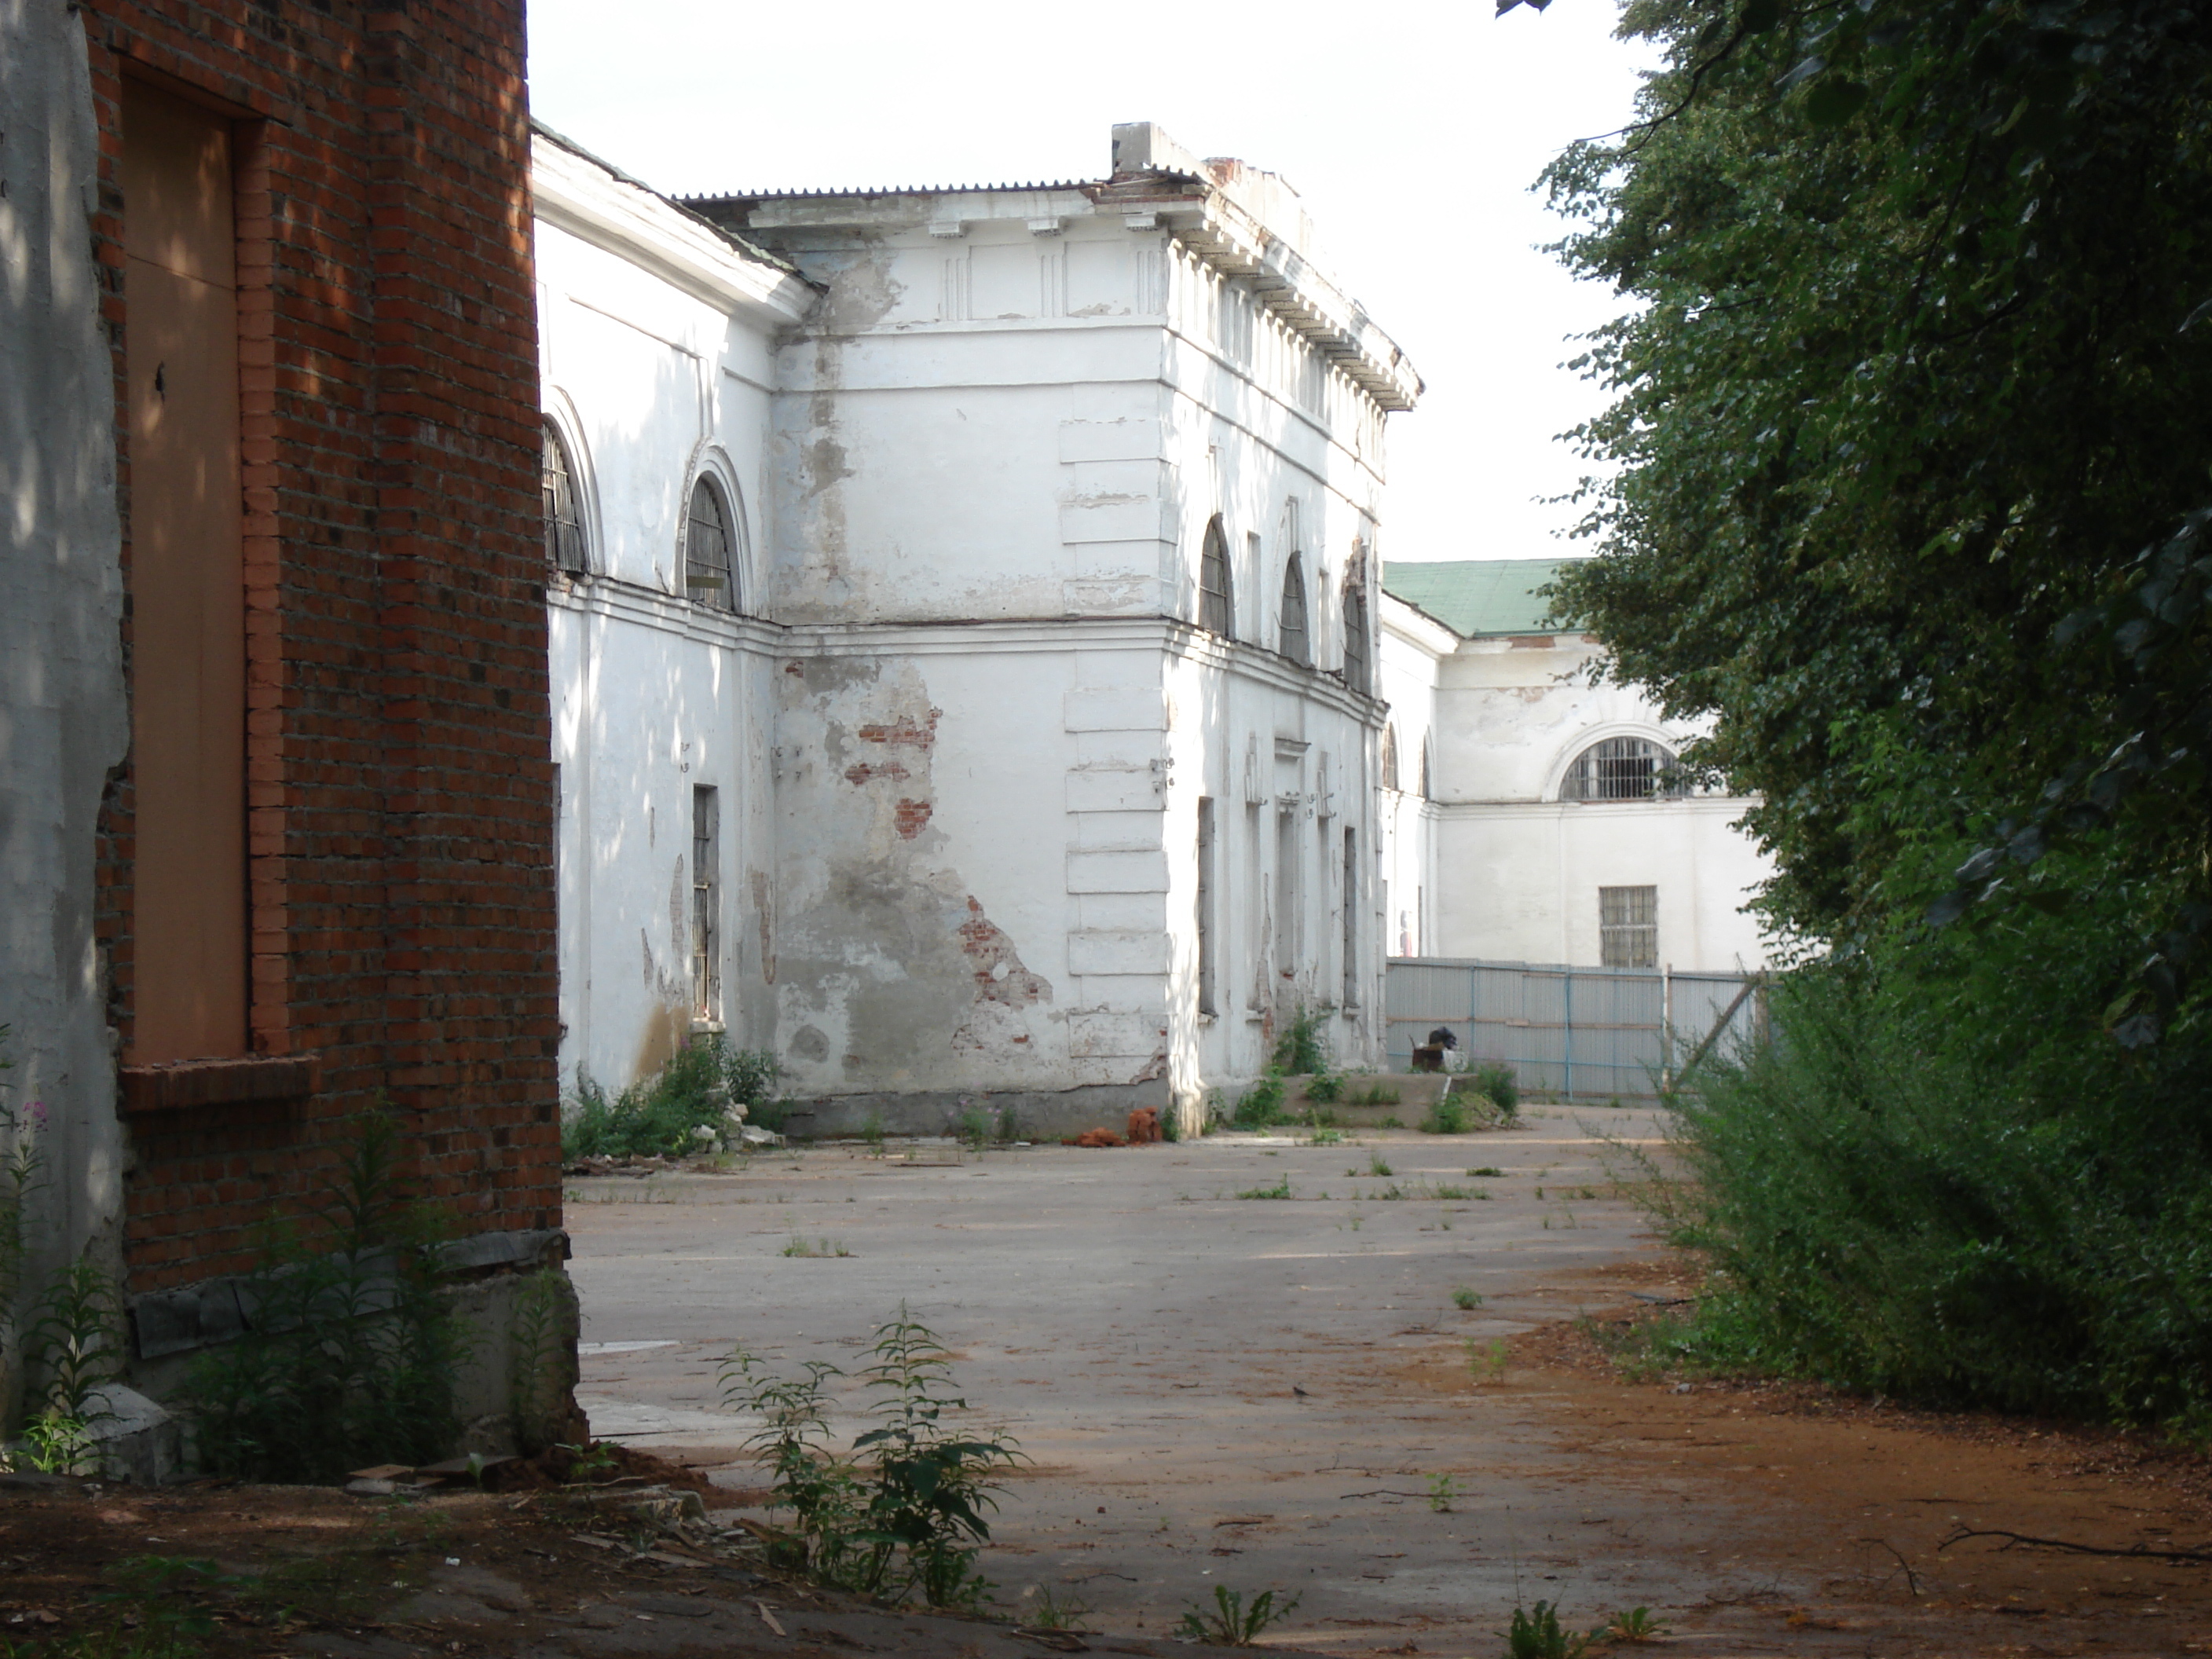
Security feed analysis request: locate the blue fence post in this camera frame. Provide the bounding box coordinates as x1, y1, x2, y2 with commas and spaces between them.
1562, 969, 1574, 1099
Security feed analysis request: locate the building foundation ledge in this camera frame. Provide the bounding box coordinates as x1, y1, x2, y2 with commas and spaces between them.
118, 1054, 320, 1115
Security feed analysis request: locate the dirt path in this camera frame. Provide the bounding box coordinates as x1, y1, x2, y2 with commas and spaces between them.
562, 1111, 2212, 1655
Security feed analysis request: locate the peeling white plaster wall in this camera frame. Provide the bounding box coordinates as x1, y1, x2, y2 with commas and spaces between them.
0, 0, 132, 1401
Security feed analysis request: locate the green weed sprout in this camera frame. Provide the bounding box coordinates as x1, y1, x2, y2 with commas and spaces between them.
1176, 1585, 1301, 1646
1504, 1600, 1595, 1659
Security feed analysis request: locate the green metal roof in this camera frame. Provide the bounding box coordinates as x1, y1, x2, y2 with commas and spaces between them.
1380, 558, 1580, 637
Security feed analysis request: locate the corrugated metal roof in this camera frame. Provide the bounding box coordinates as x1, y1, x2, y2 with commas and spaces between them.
1380, 558, 1581, 637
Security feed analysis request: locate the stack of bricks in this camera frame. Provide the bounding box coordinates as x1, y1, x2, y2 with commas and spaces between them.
81, 0, 558, 1291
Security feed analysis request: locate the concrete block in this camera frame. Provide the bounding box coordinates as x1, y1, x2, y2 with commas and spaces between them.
1076, 892, 1166, 931
1066, 848, 1168, 892
1068, 929, 1170, 974
1058, 418, 1162, 463
1064, 687, 1166, 733
1065, 769, 1161, 813
1059, 500, 1163, 544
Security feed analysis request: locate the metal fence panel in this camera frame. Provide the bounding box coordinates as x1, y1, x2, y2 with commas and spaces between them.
1384, 958, 1763, 1099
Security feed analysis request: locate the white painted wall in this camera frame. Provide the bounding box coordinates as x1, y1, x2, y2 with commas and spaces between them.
1377, 595, 1774, 973
540, 124, 1415, 1130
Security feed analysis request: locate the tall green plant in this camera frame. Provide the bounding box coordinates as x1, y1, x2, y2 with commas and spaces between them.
722, 1310, 1024, 1606
186, 1111, 467, 1481
562, 1034, 781, 1160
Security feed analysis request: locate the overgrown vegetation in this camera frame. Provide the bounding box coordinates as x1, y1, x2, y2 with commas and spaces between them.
1649, 965, 2212, 1432
561, 1034, 780, 1161
1525, 0, 2212, 1429
186, 1112, 467, 1481
721, 1311, 1024, 1607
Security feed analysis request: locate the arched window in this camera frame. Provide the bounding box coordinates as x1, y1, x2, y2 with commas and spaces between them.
1279, 553, 1310, 665
1561, 736, 1682, 801
1381, 725, 1400, 791
1419, 734, 1433, 800
1341, 582, 1371, 694
542, 424, 588, 573
1199, 515, 1233, 638
684, 477, 736, 610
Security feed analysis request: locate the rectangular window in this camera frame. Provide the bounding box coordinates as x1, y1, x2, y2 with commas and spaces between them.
1600, 885, 1658, 969
1341, 828, 1359, 1006
692, 786, 720, 1020
1196, 797, 1218, 1016
123, 81, 247, 1064
1274, 808, 1299, 976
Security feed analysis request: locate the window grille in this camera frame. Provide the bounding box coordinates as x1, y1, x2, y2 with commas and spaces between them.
1599, 884, 1658, 969
1199, 516, 1233, 637
542, 426, 587, 573
685, 478, 735, 610
1341, 583, 1371, 694
1562, 736, 1680, 801
1279, 554, 1310, 666
692, 787, 720, 1019
1381, 725, 1400, 791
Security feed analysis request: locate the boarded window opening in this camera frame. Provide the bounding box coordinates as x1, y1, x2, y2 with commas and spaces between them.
1196, 797, 1218, 1016
1199, 516, 1232, 638
1341, 582, 1370, 694
543, 424, 588, 572
693, 786, 720, 1020
1279, 554, 1310, 666
123, 80, 248, 1064
685, 478, 735, 610
1274, 808, 1299, 976
1341, 828, 1359, 1006
1599, 885, 1658, 969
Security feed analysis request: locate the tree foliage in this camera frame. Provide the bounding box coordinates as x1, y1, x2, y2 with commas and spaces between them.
1541, 0, 2212, 1043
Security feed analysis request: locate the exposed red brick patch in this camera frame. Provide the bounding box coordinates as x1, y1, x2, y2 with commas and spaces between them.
958, 895, 1048, 1007
844, 762, 910, 786
894, 798, 933, 838
857, 708, 942, 749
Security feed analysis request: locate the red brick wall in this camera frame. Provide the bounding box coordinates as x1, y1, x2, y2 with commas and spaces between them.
82, 0, 559, 1290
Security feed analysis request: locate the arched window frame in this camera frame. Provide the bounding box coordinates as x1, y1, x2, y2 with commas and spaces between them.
539, 398, 599, 577
1278, 551, 1311, 666
1199, 515, 1234, 639
1553, 732, 1687, 802
1341, 580, 1371, 695
1380, 724, 1401, 792
1419, 733, 1434, 800
679, 463, 748, 613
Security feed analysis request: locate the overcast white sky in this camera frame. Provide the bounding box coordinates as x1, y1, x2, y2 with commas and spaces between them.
526, 1, 1652, 565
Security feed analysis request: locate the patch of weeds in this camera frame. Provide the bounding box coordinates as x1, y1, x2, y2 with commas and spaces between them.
1376, 1183, 1407, 1201
1534, 1185, 1545, 1199
861, 1113, 887, 1156
996, 1104, 1024, 1144
1233, 1075, 1287, 1127
1469, 1166, 1505, 1178
1472, 1061, 1521, 1119
1021, 1587, 1092, 1632
1271, 1008, 1331, 1076
1452, 1287, 1484, 1310
1577, 1187, 1599, 1201
1305, 1071, 1346, 1105
507, 1268, 574, 1452
562, 1035, 780, 1159
1346, 1082, 1401, 1107
1433, 1183, 1472, 1200
1306, 1128, 1344, 1147
722, 1310, 1026, 1607
187, 1111, 466, 1481
1604, 1607, 1668, 1643
1422, 1095, 1470, 1135
1236, 1177, 1294, 1200
956, 1105, 993, 1151
781, 1236, 851, 1258
1368, 1152, 1393, 1177
1504, 1600, 1595, 1659
1426, 1473, 1458, 1513
1378, 1115, 1405, 1129
69, 1555, 246, 1659
1467, 1336, 1509, 1386
1175, 1586, 1301, 1647
16, 1253, 125, 1472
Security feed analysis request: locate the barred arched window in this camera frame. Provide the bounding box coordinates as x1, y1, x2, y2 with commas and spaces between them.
1199, 515, 1233, 638
542, 425, 588, 573
1342, 583, 1371, 694
1381, 725, 1400, 791
685, 477, 735, 610
1279, 554, 1310, 666
1561, 736, 1682, 801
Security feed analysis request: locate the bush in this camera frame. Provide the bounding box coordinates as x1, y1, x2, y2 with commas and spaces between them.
1271, 1007, 1330, 1075
1470, 1061, 1519, 1117
1657, 961, 2212, 1431
562, 1034, 781, 1160
1421, 1095, 1469, 1135
1232, 1075, 1287, 1128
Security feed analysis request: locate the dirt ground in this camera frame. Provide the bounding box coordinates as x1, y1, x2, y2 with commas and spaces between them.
5, 1110, 2210, 1657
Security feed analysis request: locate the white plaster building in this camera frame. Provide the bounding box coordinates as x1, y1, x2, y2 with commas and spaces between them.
536, 123, 1419, 1135
1376, 560, 1773, 973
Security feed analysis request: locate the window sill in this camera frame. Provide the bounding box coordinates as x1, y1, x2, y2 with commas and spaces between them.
119, 1054, 319, 1115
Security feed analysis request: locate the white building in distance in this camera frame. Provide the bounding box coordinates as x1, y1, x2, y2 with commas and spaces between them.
1376, 560, 1773, 976
535, 123, 1419, 1137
